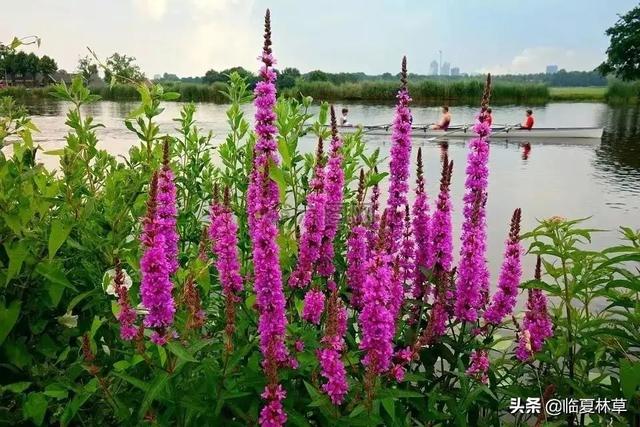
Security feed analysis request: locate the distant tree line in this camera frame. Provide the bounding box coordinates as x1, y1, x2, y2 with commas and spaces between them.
0, 51, 58, 85
153, 67, 608, 89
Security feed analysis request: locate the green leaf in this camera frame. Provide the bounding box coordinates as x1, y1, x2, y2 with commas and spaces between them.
3, 381, 31, 393
44, 383, 69, 399
0, 299, 21, 345
4, 240, 28, 285
620, 360, 640, 399
376, 388, 424, 399
112, 372, 150, 392
138, 371, 170, 419
381, 398, 395, 420
48, 220, 72, 259
166, 341, 198, 363
23, 392, 48, 426
35, 261, 76, 307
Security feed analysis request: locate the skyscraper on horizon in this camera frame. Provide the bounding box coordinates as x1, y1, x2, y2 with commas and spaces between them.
441, 61, 450, 76
450, 67, 460, 76
546, 64, 559, 74
429, 60, 439, 75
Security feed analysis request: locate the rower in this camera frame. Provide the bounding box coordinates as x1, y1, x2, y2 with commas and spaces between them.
431, 106, 451, 130
520, 109, 534, 130
340, 107, 351, 126
485, 107, 493, 126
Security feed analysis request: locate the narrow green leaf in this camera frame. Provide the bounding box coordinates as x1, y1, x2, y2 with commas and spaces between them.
0, 299, 21, 345
48, 220, 72, 259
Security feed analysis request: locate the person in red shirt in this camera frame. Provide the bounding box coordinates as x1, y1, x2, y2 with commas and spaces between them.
521, 109, 534, 129
485, 107, 493, 126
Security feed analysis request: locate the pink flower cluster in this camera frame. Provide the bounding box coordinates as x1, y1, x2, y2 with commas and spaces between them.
386, 56, 413, 252
484, 209, 523, 325
316, 107, 345, 277
140, 171, 176, 345
411, 148, 431, 299
249, 11, 289, 427
289, 140, 327, 288
302, 288, 325, 325
454, 114, 491, 322
317, 288, 348, 405
466, 349, 490, 384
516, 257, 553, 361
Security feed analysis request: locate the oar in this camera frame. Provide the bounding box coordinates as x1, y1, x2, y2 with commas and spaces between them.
424, 124, 473, 141
425, 123, 521, 142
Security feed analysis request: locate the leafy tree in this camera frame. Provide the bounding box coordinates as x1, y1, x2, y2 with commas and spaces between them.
202, 68, 224, 84
305, 69, 329, 82
38, 55, 57, 81
77, 55, 98, 83
103, 52, 145, 84
598, 5, 640, 80
277, 67, 300, 90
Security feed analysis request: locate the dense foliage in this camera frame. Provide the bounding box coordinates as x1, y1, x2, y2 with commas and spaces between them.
599, 4, 640, 81
1, 13, 640, 427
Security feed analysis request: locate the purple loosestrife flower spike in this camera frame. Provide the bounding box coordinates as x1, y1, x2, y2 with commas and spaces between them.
318, 288, 348, 405
454, 77, 492, 322
114, 259, 137, 340
466, 349, 490, 384
359, 226, 395, 374
156, 139, 179, 275
347, 170, 368, 309
289, 139, 327, 288
386, 57, 413, 253
302, 288, 325, 325
316, 106, 345, 277
140, 172, 176, 345
484, 208, 523, 325
209, 188, 244, 347
249, 11, 288, 427
412, 147, 431, 299
427, 155, 454, 273
516, 256, 553, 361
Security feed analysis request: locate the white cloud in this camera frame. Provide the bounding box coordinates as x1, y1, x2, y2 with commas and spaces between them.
133, 0, 169, 20
181, 0, 259, 73
479, 47, 604, 74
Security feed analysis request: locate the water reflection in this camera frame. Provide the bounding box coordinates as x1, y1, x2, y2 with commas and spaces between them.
594, 105, 640, 195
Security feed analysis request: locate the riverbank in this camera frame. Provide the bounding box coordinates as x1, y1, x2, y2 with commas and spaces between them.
2, 80, 638, 105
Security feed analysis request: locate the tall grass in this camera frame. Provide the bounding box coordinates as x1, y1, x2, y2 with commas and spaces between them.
606, 80, 640, 103
282, 80, 549, 104
1, 82, 228, 103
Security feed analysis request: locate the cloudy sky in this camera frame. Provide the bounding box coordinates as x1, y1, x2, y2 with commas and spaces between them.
1, 0, 636, 77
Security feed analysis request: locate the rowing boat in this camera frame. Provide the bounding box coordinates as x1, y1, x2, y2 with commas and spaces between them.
340, 125, 604, 139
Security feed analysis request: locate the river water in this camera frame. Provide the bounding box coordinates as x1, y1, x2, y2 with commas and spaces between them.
7, 100, 640, 283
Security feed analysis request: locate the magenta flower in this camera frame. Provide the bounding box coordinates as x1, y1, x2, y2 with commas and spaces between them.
466, 349, 490, 384
157, 140, 179, 275
347, 221, 368, 309
114, 261, 137, 340
302, 288, 325, 325
248, 11, 288, 425
289, 139, 327, 288
140, 172, 176, 345
318, 288, 348, 405
259, 385, 287, 427
209, 189, 243, 345
316, 107, 345, 277
399, 205, 415, 290
386, 57, 413, 252
484, 209, 523, 325
454, 115, 491, 323
412, 147, 431, 299
427, 156, 454, 273
359, 232, 395, 374
516, 257, 553, 361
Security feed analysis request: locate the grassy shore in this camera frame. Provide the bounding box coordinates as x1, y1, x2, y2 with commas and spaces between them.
282, 80, 549, 104
2, 80, 638, 104
549, 86, 607, 101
